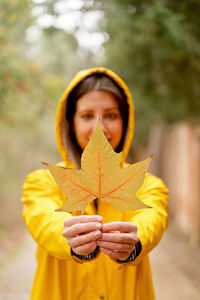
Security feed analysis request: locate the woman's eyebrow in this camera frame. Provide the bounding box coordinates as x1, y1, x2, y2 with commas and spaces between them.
79, 109, 94, 113
78, 107, 119, 113
104, 107, 119, 111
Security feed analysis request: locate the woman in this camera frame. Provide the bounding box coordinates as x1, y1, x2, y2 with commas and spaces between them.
22, 67, 168, 300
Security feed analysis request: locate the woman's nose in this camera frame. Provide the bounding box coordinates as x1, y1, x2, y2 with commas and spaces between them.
99, 118, 108, 134
90, 116, 108, 135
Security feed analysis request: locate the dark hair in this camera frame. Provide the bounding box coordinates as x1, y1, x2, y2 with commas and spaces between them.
66, 73, 129, 154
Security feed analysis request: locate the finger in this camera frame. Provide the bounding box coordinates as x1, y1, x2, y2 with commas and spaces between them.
73, 241, 97, 256
68, 230, 102, 248
100, 232, 139, 244
102, 222, 137, 233
64, 215, 103, 226
97, 240, 133, 252
63, 222, 102, 238
100, 247, 129, 261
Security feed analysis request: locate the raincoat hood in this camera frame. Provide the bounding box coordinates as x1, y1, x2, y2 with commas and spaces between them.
56, 67, 135, 168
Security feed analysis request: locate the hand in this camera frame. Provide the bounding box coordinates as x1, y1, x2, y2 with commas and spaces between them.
62, 215, 103, 256
97, 222, 139, 261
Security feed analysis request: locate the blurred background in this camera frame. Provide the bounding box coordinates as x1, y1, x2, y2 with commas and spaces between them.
0, 0, 200, 299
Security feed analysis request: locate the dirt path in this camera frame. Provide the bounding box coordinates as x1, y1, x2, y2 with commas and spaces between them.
150, 228, 200, 300
0, 234, 36, 300
0, 227, 199, 300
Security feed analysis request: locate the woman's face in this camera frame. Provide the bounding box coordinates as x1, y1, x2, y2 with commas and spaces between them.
73, 90, 123, 151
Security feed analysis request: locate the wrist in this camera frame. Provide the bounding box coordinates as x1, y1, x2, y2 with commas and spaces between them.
117, 240, 142, 264
71, 246, 100, 263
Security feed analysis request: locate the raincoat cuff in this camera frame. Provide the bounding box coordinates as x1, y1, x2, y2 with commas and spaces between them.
71, 246, 100, 263
116, 240, 142, 264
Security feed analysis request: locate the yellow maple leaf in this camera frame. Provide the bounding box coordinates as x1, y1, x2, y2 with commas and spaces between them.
42, 123, 152, 213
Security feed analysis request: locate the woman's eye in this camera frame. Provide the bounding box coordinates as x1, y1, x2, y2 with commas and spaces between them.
81, 114, 93, 120
105, 113, 118, 120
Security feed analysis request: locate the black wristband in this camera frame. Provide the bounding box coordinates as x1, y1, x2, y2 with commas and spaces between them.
71, 246, 100, 261
117, 240, 142, 263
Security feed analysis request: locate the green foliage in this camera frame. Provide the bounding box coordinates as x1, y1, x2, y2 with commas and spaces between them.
0, 0, 33, 120
0, 0, 79, 228
98, 0, 200, 146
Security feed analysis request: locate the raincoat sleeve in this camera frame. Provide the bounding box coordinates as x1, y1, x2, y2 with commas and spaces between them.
21, 168, 74, 261
124, 173, 169, 266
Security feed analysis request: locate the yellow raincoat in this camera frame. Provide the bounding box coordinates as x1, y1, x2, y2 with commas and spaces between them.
22, 67, 168, 300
